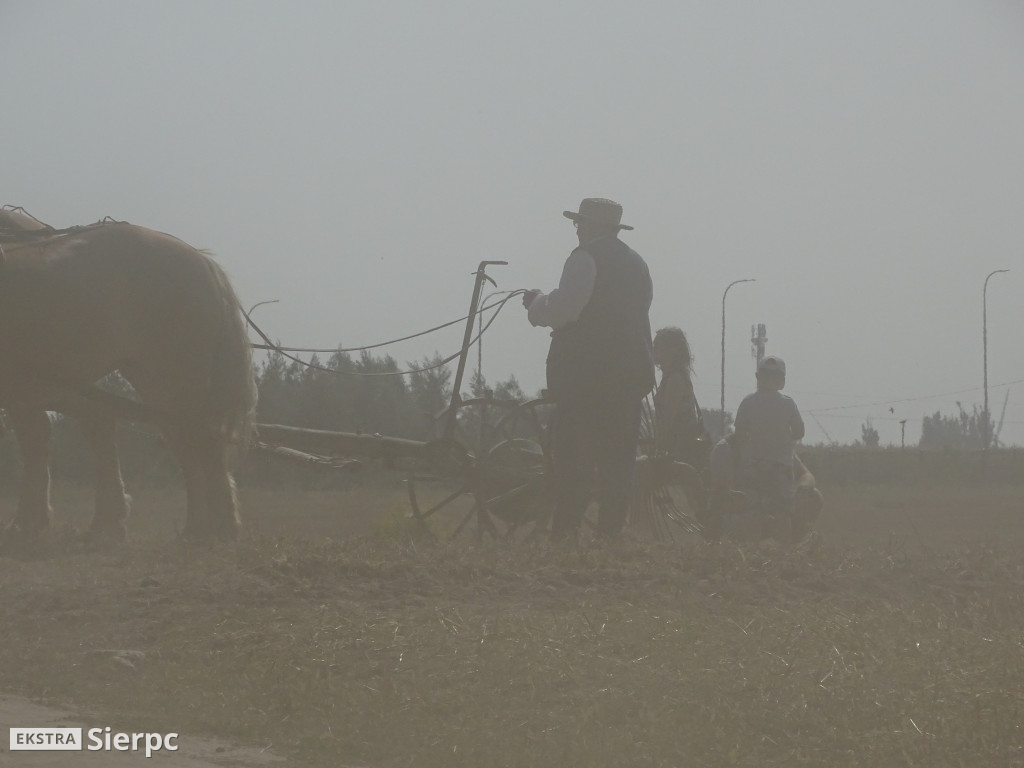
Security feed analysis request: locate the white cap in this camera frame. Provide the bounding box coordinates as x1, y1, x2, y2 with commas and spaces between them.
757, 356, 786, 376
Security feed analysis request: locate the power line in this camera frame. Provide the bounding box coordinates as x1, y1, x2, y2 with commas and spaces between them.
802, 377, 1024, 415
809, 412, 1024, 425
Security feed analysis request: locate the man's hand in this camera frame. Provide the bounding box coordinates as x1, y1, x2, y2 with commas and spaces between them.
522, 289, 541, 309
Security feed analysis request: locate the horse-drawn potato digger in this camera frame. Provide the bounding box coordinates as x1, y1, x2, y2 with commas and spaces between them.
0, 206, 817, 547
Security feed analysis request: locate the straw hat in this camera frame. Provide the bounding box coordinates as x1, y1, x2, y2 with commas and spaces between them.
562, 198, 633, 231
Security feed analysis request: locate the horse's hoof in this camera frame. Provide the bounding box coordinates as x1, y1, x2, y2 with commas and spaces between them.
0, 520, 49, 556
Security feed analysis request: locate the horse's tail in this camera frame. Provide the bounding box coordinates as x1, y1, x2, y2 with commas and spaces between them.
205, 258, 257, 452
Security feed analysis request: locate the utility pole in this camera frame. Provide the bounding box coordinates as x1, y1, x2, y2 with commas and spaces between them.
899, 419, 907, 449
983, 269, 1009, 464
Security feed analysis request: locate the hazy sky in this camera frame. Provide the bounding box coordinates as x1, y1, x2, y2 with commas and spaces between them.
4, 1, 1023, 446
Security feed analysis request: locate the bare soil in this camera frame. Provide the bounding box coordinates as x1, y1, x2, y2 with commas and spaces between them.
0, 478, 1021, 767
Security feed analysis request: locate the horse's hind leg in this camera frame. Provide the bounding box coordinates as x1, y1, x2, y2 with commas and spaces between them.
162, 422, 238, 541
7, 407, 53, 537
77, 410, 131, 542
160, 423, 210, 540
203, 430, 241, 541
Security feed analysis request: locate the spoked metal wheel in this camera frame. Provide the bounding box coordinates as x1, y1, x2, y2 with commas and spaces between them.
487, 398, 553, 540
407, 397, 551, 540
627, 396, 707, 541
631, 456, 706, 542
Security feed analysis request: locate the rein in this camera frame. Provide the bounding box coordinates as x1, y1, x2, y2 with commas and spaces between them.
244, 289, 526, 379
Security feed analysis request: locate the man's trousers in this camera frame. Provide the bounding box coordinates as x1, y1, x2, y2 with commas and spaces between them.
547, 390, 643, 539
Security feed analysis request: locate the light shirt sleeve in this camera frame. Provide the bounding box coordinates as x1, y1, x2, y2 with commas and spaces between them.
789, 398, 805, 441
733, 396, 750, 441
527, 249, 596, 329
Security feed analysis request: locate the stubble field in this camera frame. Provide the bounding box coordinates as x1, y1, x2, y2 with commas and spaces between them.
0, 474, 1022, 767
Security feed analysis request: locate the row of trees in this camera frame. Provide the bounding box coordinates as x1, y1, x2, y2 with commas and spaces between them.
858, 403, 997, 449
255, 349, 527, 441
920, 403, 996, 449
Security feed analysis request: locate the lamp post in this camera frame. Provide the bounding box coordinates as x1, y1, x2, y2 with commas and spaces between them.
983, 269, 1009, 453
720, 278, 755, 437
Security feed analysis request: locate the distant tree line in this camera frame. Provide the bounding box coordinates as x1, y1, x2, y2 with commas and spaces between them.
919, 402, 994, 450
854, 404, 997, 450
253, 349, 527, 441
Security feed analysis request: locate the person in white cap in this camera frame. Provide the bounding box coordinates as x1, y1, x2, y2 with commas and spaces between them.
523, 198, 655, 541
704, 356, 807, 540
733, 356, 805, 481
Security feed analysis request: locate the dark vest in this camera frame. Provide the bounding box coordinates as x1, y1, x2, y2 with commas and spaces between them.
545, 236, 655, 402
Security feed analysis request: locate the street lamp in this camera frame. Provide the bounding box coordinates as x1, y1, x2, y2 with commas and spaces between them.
721, 278, 755, 437
983, 269, 1009, 452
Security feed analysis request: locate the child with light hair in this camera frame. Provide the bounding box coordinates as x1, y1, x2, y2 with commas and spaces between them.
651, 326, 702, 462
631, 326, 710, 535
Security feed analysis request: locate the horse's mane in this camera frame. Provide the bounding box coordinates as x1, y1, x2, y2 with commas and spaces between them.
0, 206, 127, 247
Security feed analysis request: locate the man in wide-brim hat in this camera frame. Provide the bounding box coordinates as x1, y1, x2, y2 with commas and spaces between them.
523, 198, 655, 540
560, 197, 634, 232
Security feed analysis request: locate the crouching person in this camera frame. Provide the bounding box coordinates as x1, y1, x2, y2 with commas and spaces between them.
704, 356, 821, 542
792, 458, 824, 542
705, 436, 822, 543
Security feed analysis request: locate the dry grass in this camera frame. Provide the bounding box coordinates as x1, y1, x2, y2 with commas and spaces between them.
0, 481, 1022, 767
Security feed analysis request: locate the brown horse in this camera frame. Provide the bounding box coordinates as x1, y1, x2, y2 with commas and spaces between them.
0, 207, 256, 543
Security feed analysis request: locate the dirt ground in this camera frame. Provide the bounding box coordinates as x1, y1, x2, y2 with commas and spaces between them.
244, 478, 1024, 551
0, 479, 1019, 765
0, 483, 402, 768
